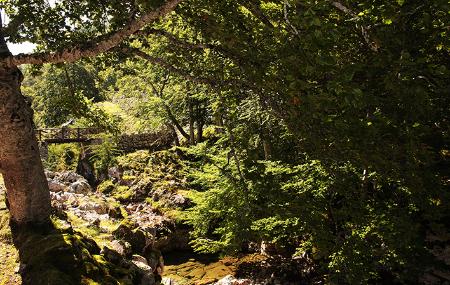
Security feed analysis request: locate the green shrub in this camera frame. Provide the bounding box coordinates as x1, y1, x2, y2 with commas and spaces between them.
44, 143, 80, 171
185, 147, 433, 283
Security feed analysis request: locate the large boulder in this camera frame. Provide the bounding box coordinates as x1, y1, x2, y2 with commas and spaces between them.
112, 221, 148, 253
46, 171, 93, 194
48, 180, 66, 193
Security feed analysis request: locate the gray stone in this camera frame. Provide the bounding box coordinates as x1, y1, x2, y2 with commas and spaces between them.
69, 180, 92, 194
48, 180, 66, 192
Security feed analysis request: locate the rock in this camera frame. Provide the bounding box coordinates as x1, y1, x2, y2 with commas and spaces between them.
161, 277, 178, 285
101, 247, 123, 264
59, 171, 85, 183
108, 166, 123, 183
131, 255, 157, 285
69, 180, 92, 194
130, 178, 153, 200
110, 240, 125, 255
143, 248, 164, 274
112, 221, 147, 253
44, 170, 56, 179
132, 254, 149, 265
48, 180, 66, 192
215, 275, 252, 285
149, 187, 192, 209
78, 201, 108, 215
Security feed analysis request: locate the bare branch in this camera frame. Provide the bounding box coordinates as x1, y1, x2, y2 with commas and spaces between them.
283, 1, 300, 37
328, 0, 380, 52
5, 0, 183, 66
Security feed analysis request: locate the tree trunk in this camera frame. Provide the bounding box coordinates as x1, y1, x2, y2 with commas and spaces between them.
0, 39, 51, 226
263, 139, 272, 160
197, 119, 204, 143
169, 124, 180, 146
164, 104, 190, 140
188, 100, 195, 145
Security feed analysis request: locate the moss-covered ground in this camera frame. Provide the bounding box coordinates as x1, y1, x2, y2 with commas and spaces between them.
0, 175, 22, 285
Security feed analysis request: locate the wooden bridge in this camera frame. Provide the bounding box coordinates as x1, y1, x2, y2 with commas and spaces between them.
36, 127, 103, 144
36, 127, 176, 153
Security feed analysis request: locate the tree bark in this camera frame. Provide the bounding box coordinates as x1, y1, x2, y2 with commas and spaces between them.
197, 120, 204, 143
196, 103, 205, 143
188, 99, 195, 145
263, 139, 272, 160
0, 38, 51, 225
164, 104, 190, 140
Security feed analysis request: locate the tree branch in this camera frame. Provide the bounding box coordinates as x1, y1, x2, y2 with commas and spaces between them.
0, 11, 9, 57
283, 1, 300, 37
124, 47, 233, 88
242, 1, 274, 29
5, 0, 183, 66
328, 0, 380, 52
146, 74, 191, 140
135, 27, 261, 71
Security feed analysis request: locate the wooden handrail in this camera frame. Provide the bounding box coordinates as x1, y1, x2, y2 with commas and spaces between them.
35, 127, 104, 143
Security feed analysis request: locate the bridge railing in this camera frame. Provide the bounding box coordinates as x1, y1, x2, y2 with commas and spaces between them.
36, 127, 104, 143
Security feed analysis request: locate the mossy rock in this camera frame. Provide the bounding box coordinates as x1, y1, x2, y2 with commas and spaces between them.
112, 186, 134, 202
112, 220, 147, 253
98, 180, 115, 194
14, 224, 154, 285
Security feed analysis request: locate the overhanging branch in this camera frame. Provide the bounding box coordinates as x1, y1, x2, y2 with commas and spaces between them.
5, 0, 183, 66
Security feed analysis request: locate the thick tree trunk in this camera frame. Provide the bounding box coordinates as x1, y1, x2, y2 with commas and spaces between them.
0, 51, 51, 226
0, 0, 184, 227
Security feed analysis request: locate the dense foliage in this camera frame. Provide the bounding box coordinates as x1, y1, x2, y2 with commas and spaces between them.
4, 0, 449, 283
126, 1, 448, 283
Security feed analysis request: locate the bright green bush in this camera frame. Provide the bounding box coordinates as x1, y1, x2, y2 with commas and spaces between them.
43, 143, 81, 172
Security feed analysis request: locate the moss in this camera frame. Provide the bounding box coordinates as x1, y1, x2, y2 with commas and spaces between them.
81, 278, 101, 285
66, 212, 100, 238
0, 241, 21, 284
36, 268, 77, 285
111, 186, 134, 202
121, 175, 137, 183
0, 211, 12, 242
117, 150, 152, 172
119, 206, 129, 218
8, 221, 156, 285
97, 180, 115, 194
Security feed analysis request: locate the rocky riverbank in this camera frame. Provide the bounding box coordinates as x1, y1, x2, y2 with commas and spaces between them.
0, 149, 314, 284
